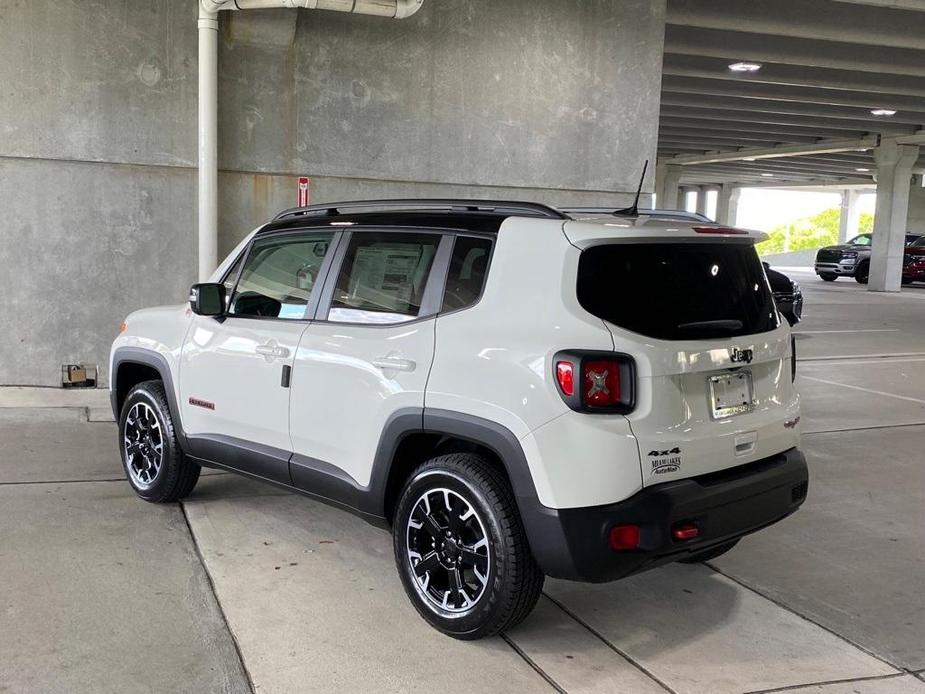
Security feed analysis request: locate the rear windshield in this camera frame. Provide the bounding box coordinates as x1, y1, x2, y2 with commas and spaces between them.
577, 242, 778, 341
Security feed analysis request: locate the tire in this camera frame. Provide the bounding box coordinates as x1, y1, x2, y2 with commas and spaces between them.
119, 380, 200, 503
678, 539, 740, 564
855, 261, 870, 284
392, 453, 544, 640
819, 273, 837, 282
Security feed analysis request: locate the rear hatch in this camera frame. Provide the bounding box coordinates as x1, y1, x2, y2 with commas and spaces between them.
566, 220, 800, 486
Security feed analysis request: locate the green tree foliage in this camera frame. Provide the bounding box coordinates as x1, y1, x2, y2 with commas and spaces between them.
757, 208, 874, 255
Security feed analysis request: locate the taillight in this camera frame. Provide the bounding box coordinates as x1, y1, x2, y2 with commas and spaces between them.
609, 524, 640, 551
555, 361, 574, 396
582, 359, 621, 408
791, 335, 797, 383
553, 351, 635, 413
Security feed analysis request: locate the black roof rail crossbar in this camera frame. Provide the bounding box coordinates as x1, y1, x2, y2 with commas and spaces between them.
272, 198, 569, 222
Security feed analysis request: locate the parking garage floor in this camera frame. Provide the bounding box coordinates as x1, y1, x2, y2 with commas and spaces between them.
2, 272, 925, 694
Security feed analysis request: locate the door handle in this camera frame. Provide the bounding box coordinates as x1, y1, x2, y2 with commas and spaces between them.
255, 343, 290, 359
372, 357, 416, 372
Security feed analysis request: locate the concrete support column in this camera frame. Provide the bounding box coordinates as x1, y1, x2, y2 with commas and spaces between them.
715, 184, 741, 225
838, 189, 862, 244
679, 185, 698, 213
869, 142, 919, 292
655, 163, 682, 210
695, 186, 709, 216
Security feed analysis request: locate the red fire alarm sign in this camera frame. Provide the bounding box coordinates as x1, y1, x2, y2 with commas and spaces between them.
298, 177, 310, 207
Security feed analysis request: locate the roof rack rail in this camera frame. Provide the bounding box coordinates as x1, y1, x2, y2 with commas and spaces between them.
272, 198, 569, 222
558, 206, 637, 215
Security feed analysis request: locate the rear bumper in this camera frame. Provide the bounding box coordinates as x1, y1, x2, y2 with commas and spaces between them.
524, 448, 808, 582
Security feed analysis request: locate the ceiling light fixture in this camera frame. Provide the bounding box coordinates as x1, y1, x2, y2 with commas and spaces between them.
761, 173, 774, 177
743, 157, 757, 161
870, 108, 897, 116
855, 167, 871, 172
728, 61, 762, 72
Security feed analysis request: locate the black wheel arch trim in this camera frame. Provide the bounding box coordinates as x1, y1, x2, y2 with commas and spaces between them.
418, 410, 566, 575
111, 347, 189, 450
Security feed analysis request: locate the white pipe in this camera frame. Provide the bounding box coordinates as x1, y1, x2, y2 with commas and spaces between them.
201, 0, 424, 19
196, 0, 423, 280
198, 9, 219, 282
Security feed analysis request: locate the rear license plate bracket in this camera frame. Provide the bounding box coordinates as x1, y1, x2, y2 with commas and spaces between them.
709, 370, 754, 419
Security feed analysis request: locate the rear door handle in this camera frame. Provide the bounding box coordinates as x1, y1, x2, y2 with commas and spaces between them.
255, 343, 290, 359
372, 357, 416, 372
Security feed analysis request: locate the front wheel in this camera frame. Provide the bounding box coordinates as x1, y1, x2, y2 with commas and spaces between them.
392, 453, 544, 640
119, 380, 200, 503
855, 261, 870, 284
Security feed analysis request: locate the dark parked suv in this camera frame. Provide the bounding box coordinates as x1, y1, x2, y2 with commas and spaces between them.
815, 233, 921, 283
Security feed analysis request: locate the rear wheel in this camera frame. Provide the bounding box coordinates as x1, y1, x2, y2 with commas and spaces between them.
819, 273, 837, 282
392, 453, 544, 639
855, 261, 870, 284
119, 380, 200, 503
679, 539, 739, 564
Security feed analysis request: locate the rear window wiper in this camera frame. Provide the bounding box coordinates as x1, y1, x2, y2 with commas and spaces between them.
677, 319, 744, 332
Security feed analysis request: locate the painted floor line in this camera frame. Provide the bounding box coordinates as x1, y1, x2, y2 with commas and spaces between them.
744, 671, 910, 694
796, 329, 900, 334
801, 375, 925, 406
800, 356, 925, 368
0, 476, 127, 486
541, 592, 676, 694
804, 421, 925, 436
798, 352, 925, 363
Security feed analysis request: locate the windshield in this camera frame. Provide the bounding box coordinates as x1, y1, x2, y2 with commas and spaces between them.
577, 242, 778, 341
911, 237, 925, 248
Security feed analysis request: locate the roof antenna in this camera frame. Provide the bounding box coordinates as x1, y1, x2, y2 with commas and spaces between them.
613, 159, 648, 217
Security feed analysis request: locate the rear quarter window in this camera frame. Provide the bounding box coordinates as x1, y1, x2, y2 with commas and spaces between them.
577, 242, 778, 341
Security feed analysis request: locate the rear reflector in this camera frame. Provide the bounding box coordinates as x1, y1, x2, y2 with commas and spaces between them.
672, 523, 699, 541
555, 361, 575, 397
693, 226, 749, 235
609, 524, 640, 551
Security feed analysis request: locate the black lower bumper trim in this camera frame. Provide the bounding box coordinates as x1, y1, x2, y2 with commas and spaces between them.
523, 448, 808, 582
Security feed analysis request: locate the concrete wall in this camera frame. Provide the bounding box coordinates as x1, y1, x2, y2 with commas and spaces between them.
0, 0, 666, 386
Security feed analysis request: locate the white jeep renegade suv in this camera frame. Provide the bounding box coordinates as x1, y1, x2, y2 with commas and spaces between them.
110, 199, 808, 639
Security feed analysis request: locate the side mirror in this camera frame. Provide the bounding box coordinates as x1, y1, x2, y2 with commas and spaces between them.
189, 283, 226, 316
762, 261, 771, 271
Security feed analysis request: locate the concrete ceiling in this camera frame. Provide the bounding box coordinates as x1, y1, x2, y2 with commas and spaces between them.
659, 0, 925, 187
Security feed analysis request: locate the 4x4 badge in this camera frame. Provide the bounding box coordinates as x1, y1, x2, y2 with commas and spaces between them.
648, 447, 682, 475
731, 347, 754, 364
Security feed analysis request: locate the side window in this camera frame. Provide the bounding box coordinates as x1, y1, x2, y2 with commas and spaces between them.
442, 236, 492, 312
851, 234, 871, 246
328, 232, 439, 324
229, 232, 335, 320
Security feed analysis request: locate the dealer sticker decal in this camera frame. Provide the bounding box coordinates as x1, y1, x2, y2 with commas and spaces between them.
648, 447, 682, 475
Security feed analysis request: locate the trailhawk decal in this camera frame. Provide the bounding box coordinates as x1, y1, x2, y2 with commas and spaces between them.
189, 397, 215, 411
648, 447, 682, 475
